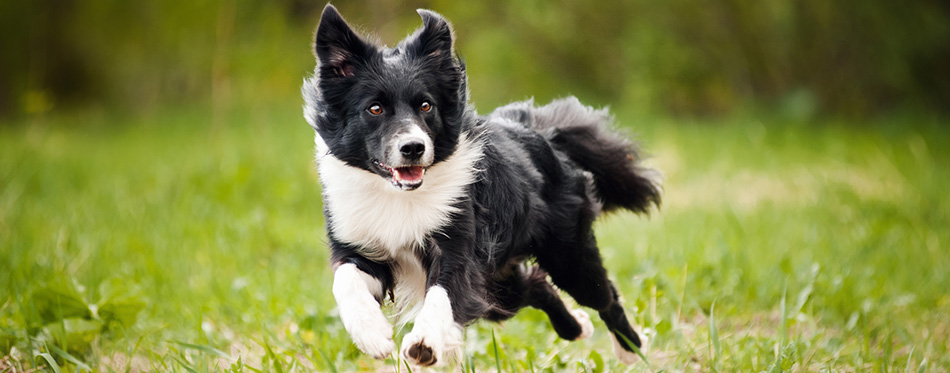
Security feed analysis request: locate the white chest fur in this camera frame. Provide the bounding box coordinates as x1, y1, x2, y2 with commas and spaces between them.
315, 134, 483, 261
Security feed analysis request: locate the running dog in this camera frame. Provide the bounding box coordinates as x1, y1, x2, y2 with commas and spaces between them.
302, 4, 661, 366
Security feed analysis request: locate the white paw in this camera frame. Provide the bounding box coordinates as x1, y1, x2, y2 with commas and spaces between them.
400, 312, 464, 367
346, 310, 395, 359
570, 309, 594, 340
400, 286, 463, 367
401, 328, 443, 366
611, 332, 647, 365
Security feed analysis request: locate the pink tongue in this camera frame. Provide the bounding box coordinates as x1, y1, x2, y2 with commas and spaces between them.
394, 167, 424, 182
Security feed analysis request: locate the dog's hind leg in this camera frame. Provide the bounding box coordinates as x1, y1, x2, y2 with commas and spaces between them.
536, 234, 643, 364
484, 265, 594, 341
522, 266, 594, 341
597, 281, 644, 364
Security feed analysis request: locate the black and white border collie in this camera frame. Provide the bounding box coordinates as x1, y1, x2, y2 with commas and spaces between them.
302, 4, 661, 367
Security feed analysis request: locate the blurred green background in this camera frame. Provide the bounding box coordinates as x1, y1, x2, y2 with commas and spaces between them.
2, 0, 949, 118
2, 0, 949, 371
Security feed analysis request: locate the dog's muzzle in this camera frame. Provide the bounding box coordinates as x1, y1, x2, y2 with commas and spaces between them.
376, 131, 434, 191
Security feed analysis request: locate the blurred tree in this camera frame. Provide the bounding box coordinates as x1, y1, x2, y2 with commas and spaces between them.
1, 0, 947, 120
1, 1, 101, 116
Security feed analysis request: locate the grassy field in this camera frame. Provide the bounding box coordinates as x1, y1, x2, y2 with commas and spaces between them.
1, 104, 948, 372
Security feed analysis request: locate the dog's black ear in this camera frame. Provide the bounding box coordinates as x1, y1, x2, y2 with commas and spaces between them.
407, 9, 455, 61
314, 4, 367, 78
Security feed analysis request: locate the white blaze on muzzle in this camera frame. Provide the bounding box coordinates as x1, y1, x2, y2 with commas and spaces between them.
383, 123, 435, 190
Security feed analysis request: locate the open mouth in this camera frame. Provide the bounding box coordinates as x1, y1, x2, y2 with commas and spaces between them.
373, 160, 427, 190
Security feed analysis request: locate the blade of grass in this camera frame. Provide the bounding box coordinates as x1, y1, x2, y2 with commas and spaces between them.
171, 340, 232, 360
243, 361, 264, 373
394, 350, 401, 373
315, 348, 338, 373
709, 300, 720, 371
905, 346, 915, 373
780, 283, 788, 343
260, 334, 285, 373
34, 352, 62, 373
172, 354, 199, 373
491, 329, 502, 373
48, 343, 93, 372
616, 331, 656, 373
678, 264, 688, 323
284, 354, 298, 373
229, 356, 243, 373
589, 350, 604, 373
527, 350, 535, 373
917, 357, 928, 373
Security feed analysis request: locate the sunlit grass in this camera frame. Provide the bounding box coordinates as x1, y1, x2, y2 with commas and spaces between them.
1, 105, 948, 371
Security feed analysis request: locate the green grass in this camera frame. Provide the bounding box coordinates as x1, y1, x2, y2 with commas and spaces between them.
1, 104, 948, 372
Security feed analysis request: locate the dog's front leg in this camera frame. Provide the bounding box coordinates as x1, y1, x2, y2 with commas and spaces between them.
400, 284, 464, 366
401, 224, 481, 366
332, 262, 395, 359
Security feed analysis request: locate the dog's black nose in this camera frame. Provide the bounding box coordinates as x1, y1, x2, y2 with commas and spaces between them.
399, 140, 426, 159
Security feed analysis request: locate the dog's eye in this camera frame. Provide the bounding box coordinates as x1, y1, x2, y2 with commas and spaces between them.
367, 104, 383, 116
420, 102, 432, 113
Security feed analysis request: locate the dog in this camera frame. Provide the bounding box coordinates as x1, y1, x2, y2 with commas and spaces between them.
302, 4, 661, 367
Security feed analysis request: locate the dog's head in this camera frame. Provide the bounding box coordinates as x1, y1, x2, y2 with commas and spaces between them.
303, 5, 470, 191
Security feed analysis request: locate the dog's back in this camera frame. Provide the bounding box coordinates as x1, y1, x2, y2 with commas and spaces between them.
489, 97, 661, 214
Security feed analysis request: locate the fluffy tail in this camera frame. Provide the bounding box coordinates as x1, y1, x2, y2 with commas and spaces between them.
493, 97, 662, 214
